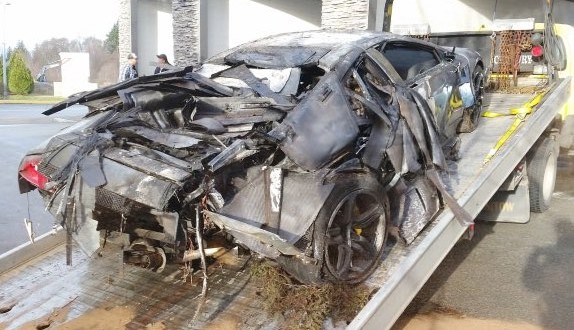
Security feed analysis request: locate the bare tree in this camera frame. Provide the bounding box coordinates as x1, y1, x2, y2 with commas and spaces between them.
31, 38, 72, 82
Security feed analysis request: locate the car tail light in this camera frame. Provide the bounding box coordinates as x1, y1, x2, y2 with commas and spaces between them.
531, 45, 544, 58
19, 155, 48, 190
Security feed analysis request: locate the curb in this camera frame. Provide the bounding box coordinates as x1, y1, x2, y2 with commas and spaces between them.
0, 229, 65, 275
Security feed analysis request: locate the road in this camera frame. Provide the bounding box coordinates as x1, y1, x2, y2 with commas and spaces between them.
0, 104, 87, 254
395, 157, 574, 330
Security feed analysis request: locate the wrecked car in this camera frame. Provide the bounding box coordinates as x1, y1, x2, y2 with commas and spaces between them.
18, 31, 481, 284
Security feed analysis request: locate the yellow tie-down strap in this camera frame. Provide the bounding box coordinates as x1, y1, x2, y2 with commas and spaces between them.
482, 92, 546, 164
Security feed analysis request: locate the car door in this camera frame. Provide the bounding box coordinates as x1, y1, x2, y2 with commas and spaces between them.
378, 40, 464, 143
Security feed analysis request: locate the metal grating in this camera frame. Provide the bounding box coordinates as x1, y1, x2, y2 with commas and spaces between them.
95, 188, 134, 214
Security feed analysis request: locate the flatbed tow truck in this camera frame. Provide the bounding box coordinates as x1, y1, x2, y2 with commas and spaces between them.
1, 1, 573, 329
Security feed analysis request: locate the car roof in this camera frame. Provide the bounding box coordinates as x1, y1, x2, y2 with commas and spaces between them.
207, 30, 407, 71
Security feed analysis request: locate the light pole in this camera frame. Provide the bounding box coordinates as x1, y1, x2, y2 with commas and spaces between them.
2, 2, 10, 99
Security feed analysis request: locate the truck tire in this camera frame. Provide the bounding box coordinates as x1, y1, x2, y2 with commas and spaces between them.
527, 137, 558, 213
458, 65, 484, 133
314, 174, 389, 284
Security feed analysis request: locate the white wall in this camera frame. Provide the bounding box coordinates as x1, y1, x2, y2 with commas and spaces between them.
54, 52, 97, 97
134, 0, 173, 76
387, 0, 557, 33
201, 0, 322, 59
389, 0, 493, 33
202, 0, 230, 59
228, 0, 321, 47
59, 52, 90, 83
157, 10, 174, 65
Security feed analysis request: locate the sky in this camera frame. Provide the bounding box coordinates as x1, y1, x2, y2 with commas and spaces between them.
1, 0, 119, 50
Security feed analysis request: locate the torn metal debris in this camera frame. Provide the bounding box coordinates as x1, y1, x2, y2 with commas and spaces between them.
18, 30, 481, 284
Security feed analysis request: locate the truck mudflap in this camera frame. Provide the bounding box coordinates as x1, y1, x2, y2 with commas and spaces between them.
559, 113, 574, 150
478, 174, 531, 223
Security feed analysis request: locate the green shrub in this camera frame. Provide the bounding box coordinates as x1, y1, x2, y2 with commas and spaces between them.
8, 51, 34, 95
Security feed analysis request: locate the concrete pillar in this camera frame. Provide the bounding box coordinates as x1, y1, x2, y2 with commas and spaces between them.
172, 0, 201, 67
321, 0, 371, 30
119, 0, 134, 66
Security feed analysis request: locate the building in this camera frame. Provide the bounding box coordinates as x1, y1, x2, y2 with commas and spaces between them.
119, 0, 574, 76
119, 0, 381, 75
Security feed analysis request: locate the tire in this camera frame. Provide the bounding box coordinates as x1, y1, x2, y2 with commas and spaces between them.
527, 137, 558, 213
458, 65, 484, 133
313, 174, 389, 284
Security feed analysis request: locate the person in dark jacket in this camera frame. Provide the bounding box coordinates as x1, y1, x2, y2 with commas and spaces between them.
119, 53, 138, 81
154, 54, 171, 74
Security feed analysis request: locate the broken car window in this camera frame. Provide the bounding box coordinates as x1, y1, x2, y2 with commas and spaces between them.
381, 42, 440, 80
343, 54, 397, 128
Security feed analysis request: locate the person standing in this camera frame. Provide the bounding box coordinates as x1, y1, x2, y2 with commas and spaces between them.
154, 54, 171, 74
119, 53, 138, 81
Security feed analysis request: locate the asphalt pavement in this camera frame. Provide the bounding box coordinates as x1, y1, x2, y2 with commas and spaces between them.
0, 104, 87, 253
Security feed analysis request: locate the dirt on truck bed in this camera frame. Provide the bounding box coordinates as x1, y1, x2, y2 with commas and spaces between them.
0, 241, 371, 330
0, 243, 271, 330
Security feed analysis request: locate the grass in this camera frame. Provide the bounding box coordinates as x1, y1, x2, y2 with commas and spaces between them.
0, 94, 66, 104
250, 260, 374, 330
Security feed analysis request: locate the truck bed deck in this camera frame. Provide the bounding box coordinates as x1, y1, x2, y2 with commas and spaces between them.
0, 243, 267, 329
0, 79, 570, 330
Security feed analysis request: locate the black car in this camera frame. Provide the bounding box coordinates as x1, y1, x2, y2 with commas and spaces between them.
18, 31, 481, 284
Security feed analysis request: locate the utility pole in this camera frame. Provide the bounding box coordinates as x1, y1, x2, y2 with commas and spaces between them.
2, 2, 10, 99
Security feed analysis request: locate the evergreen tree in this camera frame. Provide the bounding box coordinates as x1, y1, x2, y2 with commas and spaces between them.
14, 41, 30, 60
8, 50, 34, 95
105, 22, 119, 53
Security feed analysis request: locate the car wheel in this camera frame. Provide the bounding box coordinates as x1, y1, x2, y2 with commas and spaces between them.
527, 137, 558, 213
458, 65, 484, 133
314, 174, 389, 283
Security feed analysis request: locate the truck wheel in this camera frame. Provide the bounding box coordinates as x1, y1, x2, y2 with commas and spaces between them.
527, 137, 558, 213
458, 65, 484, 133
315, 174, 389, 283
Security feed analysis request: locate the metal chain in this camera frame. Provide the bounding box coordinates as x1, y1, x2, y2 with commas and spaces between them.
494, 30, 536, 93
496, 31, 514, 91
